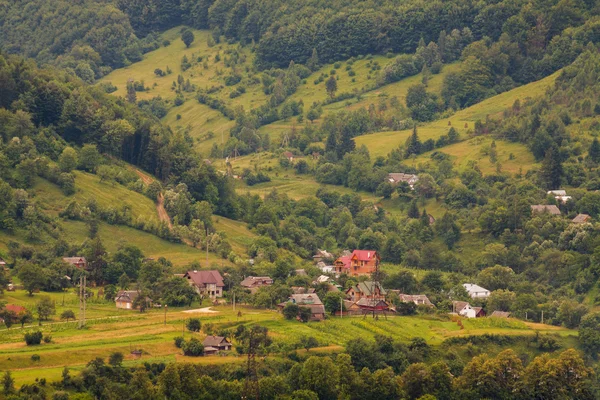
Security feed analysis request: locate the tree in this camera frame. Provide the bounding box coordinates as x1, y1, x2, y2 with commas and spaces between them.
126, 80, 137, 104
539, 146, 563, 190
435, 212, 460, 249
298, 306, 312, 323
487, 289, 516, 312
18, 310, 33, 328
36, 296, 56, 322
181, 30, 195, 48
589, 137, 600, 163
325, 76, 337, 99
0, 309, 16, 329
79, 144, 102, 171
59, 147, 78, 172
299, 356, 339, 399
489, 140, 497, 163
60, 310, 76, 322
109, 351, 124, 366
407, 200, 420, 219
300, 336, 319, 351
307, 48, 319, 71
404, 126, 422, 157
283, 303, 299, 320
18, 263, 44, 296
579, 312, 600, 357
323, 291, 345, 315
477, 265, 515, 291
2, 371, 14, 395
186, 318, 201, 332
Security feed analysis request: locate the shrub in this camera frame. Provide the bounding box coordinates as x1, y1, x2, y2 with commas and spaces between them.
174, 336, 185, 348
186, 318, 201, 332
31, 354, 40, 361
348, 70, 356, 77
43, 335, 52, 343
24, 331, 43, 345
183, 338, 204, 356
162, 40, 170, 47
283, 303, 299, 320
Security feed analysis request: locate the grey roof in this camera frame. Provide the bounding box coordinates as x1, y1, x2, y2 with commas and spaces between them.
289, 293, 323, 305
490, 311, 511, 318
184, 270, 224, 287
388, 173, 418, 184
203, 335, 230, 347
115, 290, 141, 303
350, 281, 387, 296
62, 257, 87, 266
240, 276, 273, 287
463, 283, 489, 294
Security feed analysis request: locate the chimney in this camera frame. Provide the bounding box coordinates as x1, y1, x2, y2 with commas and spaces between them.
193, 270, 197, 273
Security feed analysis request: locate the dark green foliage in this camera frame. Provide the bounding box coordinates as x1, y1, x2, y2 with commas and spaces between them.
186, 318, 201, 332
589, 138, 600, 163
182, 337, 204, 356
298, 307, 312, 323
181, 29, 195, 48
283, 303, 300, 320
539, 147, 563, 190
174, 336, 185, 348
24, 331, 43, 345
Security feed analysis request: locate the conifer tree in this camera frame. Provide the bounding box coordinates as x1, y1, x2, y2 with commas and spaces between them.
539, 146, 563, 190
307, 48, 319, 71
326, 131, 337, 154
326, 75, 338, 99
489, 140, 497, 163
404, 125, 422, 158
407, 199, 420, 219
126, 80, 137, 104
589, 137, 600, 163
337, 127, 355, 158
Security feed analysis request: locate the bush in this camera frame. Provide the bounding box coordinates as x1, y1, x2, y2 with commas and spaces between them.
43, 335, 52, 343
24, 331, 43, 345
283, 303, 299, 320
186, 318, 201, 332
174, 336, 185, 348
183, 338, 204, 356
31, 354, 40, 361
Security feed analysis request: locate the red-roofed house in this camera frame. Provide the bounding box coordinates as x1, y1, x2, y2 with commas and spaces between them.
3, 304, 26, 314
183, 270, 224, 299
335, 250, 380, 276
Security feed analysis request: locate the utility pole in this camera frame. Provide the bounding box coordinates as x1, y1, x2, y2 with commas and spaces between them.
340, 297, 343, 318
541, 310, 544, 324
164, 304, 167, 326
78, 274, 87, 329
233, 291, 236, 312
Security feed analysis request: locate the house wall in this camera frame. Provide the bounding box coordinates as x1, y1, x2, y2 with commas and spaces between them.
350, 259, 379, 276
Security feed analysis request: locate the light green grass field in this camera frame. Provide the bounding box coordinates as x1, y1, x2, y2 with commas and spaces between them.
0, 290, 576, 387
355, 71, 559, 172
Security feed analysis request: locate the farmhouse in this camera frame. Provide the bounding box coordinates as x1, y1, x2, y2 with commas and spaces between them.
240, 276, 273, 293
115, 290, 150, 310
62, 257, 87, 269
463, 283, 490, 299
452, 301, 482, 318
282, 151, 295, 162
334, 250, 380, 276
277, 293, 326, 321
547, 190, 572, 204
346, 281, 386, 302
202, 335, 232, 353
530, 205, 561, 215
356, 298, 390, 313
388, 173, 419, 189
313, 249, 334, 263
572, 214, 592, 224
183, 270, 224, 299
393, 293, 434, 307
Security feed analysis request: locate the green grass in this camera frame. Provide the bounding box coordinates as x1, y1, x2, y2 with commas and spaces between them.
0, 288, 577, 387
355, 71, 560, 172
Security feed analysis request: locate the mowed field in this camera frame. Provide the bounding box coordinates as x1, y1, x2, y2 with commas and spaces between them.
0, 289, 577, 387
355, 71, 560, 174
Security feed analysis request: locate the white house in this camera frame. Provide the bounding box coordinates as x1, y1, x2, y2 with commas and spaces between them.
463, 283, 490, 299
547, 190, 572, 204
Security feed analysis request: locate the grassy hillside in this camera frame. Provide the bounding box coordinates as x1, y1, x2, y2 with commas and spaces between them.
355, 71, 559, 173
0, 295, 576, 387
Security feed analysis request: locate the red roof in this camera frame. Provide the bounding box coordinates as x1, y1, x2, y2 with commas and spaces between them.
4, 304, 26, 314
351, 250, 378, 261
338, 255, 351, 270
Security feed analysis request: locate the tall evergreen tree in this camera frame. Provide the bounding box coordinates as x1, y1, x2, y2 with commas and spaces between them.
407, 199, 420, 219
337, 127, 355, 158
404, 125, 422, 158
539, 146, 563, 190
307, 48, 319, 71
589, 137, 600, 163
325, 131, 337, 154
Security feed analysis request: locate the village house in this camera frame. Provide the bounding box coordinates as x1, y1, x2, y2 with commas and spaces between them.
316, 261, 335, 274
356, 298, 390, 314
346, 281, 386, 302
62, 257, 87, 269
391, 292, 434, 307
183, 270, 224, 299
240, 276, 273, 293
335, 300, 363, 316
313, 249, 334, 264
547, 190, 572, 204
334, 250, 380, 276
463, 283, 490, 299
452, 301, 485, 318
277, 293, 326, 321
572, 214, 592, 224
388, 173, 419, 189
115, 290, 150, 310
202, 335, 232, 355
291, 286, 316, 295
282, 151, 295, 162
530, 205, 561, 215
